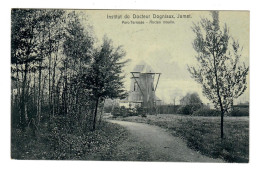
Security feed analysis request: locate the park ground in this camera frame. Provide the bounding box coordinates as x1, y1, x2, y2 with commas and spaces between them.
11, 114, 249, 162
107, 119, 223, 162
115, 114, 249, 163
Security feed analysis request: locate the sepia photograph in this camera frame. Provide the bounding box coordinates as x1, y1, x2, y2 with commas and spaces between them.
10, 9, 249, 163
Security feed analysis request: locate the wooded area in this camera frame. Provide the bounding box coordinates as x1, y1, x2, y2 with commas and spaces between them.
11, 9, 128, 133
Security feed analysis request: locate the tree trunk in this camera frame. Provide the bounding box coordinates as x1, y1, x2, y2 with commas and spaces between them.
42, 75, 47, 119
37, 62, 42, 124
92, 98, 99, 131
16, 63, 21, 124
221, 110, 224, 139
48, 28, 52, 119
98, 102, 105, 125
212, 45, 225, 139
217, 89, 225, 139
20, 63, 28, 130
52, 51, 57, 117
37, 25, 45, 124
63, 61, 68, 115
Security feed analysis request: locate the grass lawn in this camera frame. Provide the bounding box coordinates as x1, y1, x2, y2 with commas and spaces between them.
118, 114, 249, 163
11, 120, 128, 160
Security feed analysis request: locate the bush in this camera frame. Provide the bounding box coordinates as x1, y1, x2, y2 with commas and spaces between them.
111, 107, 122, 117
177, 105, 193, 115
191, 104, 249, 117
119, 106, 128, 117
112, 106, 158, 118
128, 108, 138, 116
177, 104, 202, 115
104, 106, 113, 114
193, 107, 221, 116
136, 106, 148, 117
230, 106, 249, 116
111, 106, 138, 118
156, 105, 180, 114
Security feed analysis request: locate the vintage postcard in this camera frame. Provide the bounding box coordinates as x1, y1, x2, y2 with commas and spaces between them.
11, 9, 249, 162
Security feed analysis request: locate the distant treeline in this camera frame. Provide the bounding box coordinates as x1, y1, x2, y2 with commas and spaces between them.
157, 104, 249, 116
156, 105, 181, 114
107, 104, 249, 117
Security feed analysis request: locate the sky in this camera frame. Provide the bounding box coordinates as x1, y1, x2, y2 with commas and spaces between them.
82, 10, 249, 104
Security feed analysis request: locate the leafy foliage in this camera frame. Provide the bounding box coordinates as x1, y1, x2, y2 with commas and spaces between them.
83, 37, 128, 101
156, 105, 181, 114
111, 106, 138, 118
230, 105, 249, 116
187, 11, 249, 138
178, 92, 203, 115
193, 107, 221, 116
11, 9, 129, 159
177, 105, 195, 115
63, 11, 94, 69
82, 37, 128, 130
188, 11, 248, 113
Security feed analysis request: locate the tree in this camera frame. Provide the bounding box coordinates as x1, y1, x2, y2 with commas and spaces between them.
180, 92, 202, 105
82, 37, 128, 131
179, 92, 202, 115
62, 11, 94, 118
11, 9, 67, 128
11, 9, 127, 135
11, 9, 44, 130
188, 11, 249, 139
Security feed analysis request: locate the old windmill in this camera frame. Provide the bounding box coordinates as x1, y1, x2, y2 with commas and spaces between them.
126, 61, 161, 112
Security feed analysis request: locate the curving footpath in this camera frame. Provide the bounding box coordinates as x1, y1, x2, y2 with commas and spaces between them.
108, 120, 224, 162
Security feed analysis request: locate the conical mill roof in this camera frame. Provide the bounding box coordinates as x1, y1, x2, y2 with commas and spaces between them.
132, 60, 155, 73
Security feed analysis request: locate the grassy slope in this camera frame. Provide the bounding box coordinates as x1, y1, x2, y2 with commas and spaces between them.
11, 121, 128, 160
118, 114, 249, 163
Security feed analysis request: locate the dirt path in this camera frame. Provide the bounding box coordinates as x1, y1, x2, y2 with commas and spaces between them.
108, 120, 224, 162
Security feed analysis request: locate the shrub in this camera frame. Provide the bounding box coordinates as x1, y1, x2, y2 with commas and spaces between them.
112, 106, 157, 118
128, 108, 138, 116
156, 105, 180, 114
177, 105, 193, 115
230, 106, 249, 116
177, 104, 202, 115
111, 107, 121, 117
119, 106, 126, 117
136, 106, 147, 117
193, 107, 221, 116
104, 106, 113, 114
111, 106, 139, 117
